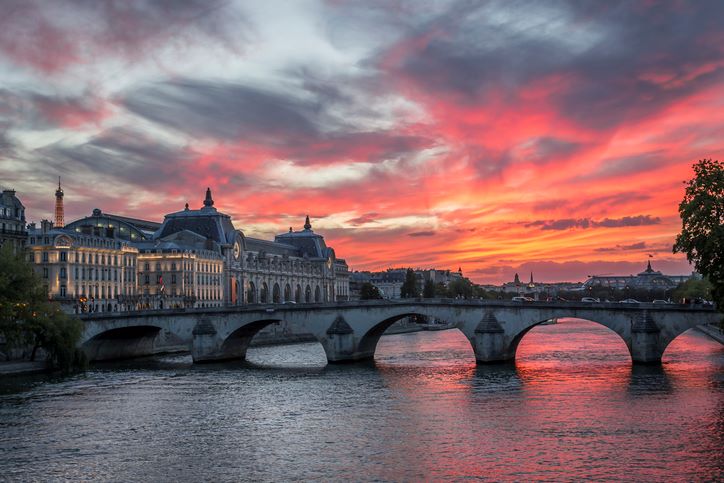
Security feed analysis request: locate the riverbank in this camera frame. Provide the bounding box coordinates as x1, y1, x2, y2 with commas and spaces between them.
0, 360, 47, 376
695, 324, 724, 345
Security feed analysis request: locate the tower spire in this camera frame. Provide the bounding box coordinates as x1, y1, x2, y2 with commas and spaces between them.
203, 187, 214, 207
54, 176, 64, 228
304, 215, 311, 230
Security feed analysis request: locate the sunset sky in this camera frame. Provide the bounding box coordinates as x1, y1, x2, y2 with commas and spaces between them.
1, 0, 722, 283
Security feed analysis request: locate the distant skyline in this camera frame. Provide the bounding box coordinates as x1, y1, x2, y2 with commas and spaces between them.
1, 1, 722, 283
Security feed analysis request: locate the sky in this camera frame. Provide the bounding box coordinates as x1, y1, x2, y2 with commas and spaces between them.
1, 0, 722, 284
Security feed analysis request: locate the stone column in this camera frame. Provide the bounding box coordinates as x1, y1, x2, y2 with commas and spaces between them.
472, 311, 510, 363
630, 310, 663, 364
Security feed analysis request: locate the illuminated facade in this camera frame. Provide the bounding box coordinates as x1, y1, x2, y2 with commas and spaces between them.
27, 219, 139, 313
25, 186, 349, 311
154, 190, 341, 306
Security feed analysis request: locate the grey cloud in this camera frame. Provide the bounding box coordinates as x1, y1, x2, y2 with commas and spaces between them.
0, 0, 245, 73
596, 215, 661, 228
595, 242, 647, 252
408, 230, 436, 237
124, 80, 320, 144
123, 78, 435, 165
36, 126, 191, 187
527, 215, 660, 231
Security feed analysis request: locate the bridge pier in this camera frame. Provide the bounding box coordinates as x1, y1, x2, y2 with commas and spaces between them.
192, 318, 248, 363
630, 311, 664, 364
322, 316, 373, 363
471, 312, 513, 363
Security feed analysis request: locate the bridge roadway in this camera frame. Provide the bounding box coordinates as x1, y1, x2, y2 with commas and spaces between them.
79, 299, 719, 365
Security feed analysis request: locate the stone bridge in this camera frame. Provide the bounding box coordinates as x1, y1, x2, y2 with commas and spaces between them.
79, 300, 720, 365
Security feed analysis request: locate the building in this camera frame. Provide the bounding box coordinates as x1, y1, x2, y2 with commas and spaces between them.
334, 258, 350, 301
0, 189, 27, 253
135, 230, 225, 309
350, 267, 465, 300
584, 261, 695, 292
26, 219, 140, 313
25, 185, 349, 311
148, 190, 341, 306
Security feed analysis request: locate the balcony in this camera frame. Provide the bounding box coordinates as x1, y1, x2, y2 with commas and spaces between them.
0, 227, 27, 237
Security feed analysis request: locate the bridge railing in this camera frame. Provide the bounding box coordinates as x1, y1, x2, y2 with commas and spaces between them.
77, 298, 717, 321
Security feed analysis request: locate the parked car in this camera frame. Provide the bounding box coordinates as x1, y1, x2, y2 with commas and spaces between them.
619, 298, 640, 304
512, 296, 534, 302
581, 297, 600, 303
652, 299, 671, 304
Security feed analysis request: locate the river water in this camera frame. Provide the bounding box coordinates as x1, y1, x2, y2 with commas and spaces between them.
1, 319, 722, 482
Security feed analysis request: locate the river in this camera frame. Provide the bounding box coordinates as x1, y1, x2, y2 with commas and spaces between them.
1, 319, 722, 482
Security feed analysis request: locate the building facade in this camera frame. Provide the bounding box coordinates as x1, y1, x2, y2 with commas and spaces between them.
0, 189, 27, 253
24, 186, 350, 312
27, 219, 139, 313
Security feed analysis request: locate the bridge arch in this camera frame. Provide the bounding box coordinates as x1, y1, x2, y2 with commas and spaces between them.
356, 312, 472, 361
505, 317, 631, 363
212, 319, 282, 362
82, 325, 166, 361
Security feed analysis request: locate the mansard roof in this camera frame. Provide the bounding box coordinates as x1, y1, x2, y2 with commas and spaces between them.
274, 216, 331, 259
245, 237, 299, 257
156, 190, 236, 245
0, 190, 25, 214
135, 229, 222, 257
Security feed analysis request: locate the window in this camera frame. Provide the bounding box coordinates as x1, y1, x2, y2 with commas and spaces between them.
60, 285, 66, 297
155, 262, 161, 271
171, 274, 177, 284
144, 262, 150, 271
42, 252, 48, 262
171, 262, 176, 271
43, 268, 48, 278
144, 275, 150, 284
60, 251, 67, 262
60, 267, 66, 279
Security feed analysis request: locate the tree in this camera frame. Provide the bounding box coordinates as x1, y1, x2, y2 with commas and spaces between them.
359, 282, 383, 300
400, 268, 418, 298
422, 279, 436, 298
448, 277, 474, 299
0, 244, 86, 371
672, 278, 713, 302
673, 159, 724, 317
